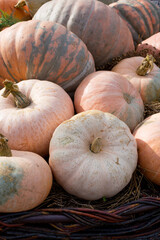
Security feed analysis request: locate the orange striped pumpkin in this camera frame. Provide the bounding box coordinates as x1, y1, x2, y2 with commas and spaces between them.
110, 0, 160, 46
33, 0, 134, 67
0, 20, 95, 94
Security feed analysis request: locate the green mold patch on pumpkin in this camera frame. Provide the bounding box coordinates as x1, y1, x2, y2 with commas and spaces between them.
0, 161, 23, 205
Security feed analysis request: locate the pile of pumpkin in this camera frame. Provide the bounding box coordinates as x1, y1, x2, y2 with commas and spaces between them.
0, 0, 159, 213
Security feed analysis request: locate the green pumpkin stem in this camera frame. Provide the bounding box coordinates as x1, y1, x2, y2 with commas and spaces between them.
0, 134, 12, 157
136, 54, 156, 76
14, 0, 26, 8
90, 137, 102, 153
2, 80, 31, 108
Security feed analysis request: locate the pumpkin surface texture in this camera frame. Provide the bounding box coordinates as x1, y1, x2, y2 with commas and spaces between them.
49, 110, 138, 200
133, 113, 160, 185
0, 134, 53, 213
74, 71, 144, 132
112, 55, 160, 103
0, 79, 74, 157
0, 19, 95, 94
136, 32, 160, 58
33, 0, 134, 67
109, 0, 160, 46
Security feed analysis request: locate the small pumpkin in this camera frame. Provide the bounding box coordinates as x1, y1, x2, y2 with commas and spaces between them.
0, 79, 74, 157
133, 113, 160, 185
136, 32, 160, 58
112, 54, 160, 103
0, 134, 52, 213
49, 110, 138, 200
33, 0, 134, 67
0, 19, 95, 94
109, 0, 160, 46
15, 0, 50, 16
74, 71, 144, 132
0, 0, 31, 21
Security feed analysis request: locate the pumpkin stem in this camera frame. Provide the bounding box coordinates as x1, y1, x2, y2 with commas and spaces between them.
90, 137, 102, 153
136, 54, 156, 76
2, 80, 31, 108
0, 134, 12, 157
14, 0, 26, 8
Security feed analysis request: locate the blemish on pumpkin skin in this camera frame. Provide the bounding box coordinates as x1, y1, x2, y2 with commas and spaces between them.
59, 136, 74, 145
0, 162, 23, 205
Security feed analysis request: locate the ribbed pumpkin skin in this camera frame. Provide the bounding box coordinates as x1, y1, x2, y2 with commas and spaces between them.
33, 0, 134, 67
0, 80, 74, 157
0, 0, 31, 20
49, 110, 138, 200
110, 0, 160, 46
0, 20, 95, 93
0, 150, 53, 212
112, 56, 160, 103
74, 71, 144, 132
136, 32, 160, 58
133, 113, 160, 185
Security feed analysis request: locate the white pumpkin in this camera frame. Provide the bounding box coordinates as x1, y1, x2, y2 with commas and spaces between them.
49, 110, 138, 200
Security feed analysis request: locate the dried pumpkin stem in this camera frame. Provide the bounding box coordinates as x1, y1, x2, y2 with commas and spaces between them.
2, 80, 31, 108
14, 0, 26, 8
0, 134, 12, 157
90, 137, 102, 153
136, 54, 156, 76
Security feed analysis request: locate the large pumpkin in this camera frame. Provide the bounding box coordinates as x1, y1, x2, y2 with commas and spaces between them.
49, 110, 138, 200
0, 0, 31, 21
133, 113, 160, 185
109, 0, 160, 46
112, 55, 160, 103
0, 134, 53, 213
0, 79, 74, 157
33, 0, 134, 67
74, 71, 144, 132
0, 19, 95, 94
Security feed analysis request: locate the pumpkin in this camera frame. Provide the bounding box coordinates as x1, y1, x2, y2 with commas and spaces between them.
0, 79, 74, 157
0, 19, 95, 94
0, 134, 53, 213
74, 71, 144, 132
0, 0, 31, 21
33, 0, 134, 67
133, 113, 160, 185
109, 0, 160, 46
15, 0, 50, 16
49, 110, 138, 200
136, 32, 160, 58
112, 54, 160, 103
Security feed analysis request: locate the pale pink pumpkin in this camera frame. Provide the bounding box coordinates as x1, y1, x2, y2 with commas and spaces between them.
0, 79, 74, 157
49, 110, 138, 200
0, 134, 53, 212
112, 55, 160, 103
133, 113, 160, 185
74, 71, 144, 132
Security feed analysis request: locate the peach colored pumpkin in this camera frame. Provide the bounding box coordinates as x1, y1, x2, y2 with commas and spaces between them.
74, 71, 144, 132
49, 110, 138, 200
0, 79, 74, 157
133, 113, 160, 185
0, 134, 52, 212
136, 32, 160, 58
112, 55, 160, 103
